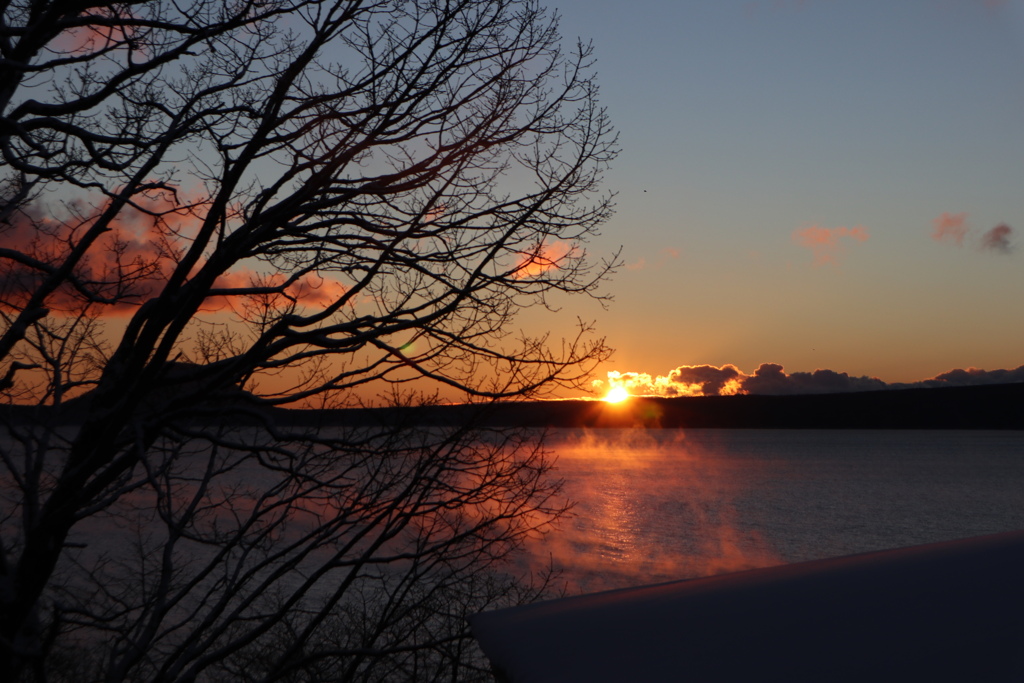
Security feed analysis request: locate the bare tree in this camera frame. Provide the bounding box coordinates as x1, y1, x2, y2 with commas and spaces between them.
0, 0, 617, 680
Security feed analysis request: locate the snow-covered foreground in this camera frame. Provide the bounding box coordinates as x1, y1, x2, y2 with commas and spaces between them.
471, 530, 1024, 683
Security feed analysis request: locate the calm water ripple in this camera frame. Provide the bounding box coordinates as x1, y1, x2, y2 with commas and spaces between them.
523, 428, 1024, 592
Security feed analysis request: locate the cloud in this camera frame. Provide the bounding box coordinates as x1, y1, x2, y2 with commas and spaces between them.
594, 362, 1024, 398
511, 240, 574, 279
0, 191, 200, 315
792, 225, 869, 266
203, 270, 348, 313
49, 8, 146, 58
897, 365, 1024, 389
741, 363, 887, 395
667, 364, 744, 396
287, 274, 348, 307
422, 203, 446, 224
1, 191, 347, 317
981, 223, 1013, 253
597, 371, 691, 398
624, 247, 678, 272
930, 212, 1014, 255
932, 212, 968, 246
595, 365, 746, 398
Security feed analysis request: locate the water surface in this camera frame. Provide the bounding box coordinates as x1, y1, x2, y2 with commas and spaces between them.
525, 429, 1024, 592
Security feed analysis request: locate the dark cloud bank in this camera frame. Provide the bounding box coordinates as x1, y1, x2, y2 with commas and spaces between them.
632, 363, 1024, 397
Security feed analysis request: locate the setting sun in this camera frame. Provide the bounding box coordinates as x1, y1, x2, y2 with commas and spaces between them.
603, 386, 630, 403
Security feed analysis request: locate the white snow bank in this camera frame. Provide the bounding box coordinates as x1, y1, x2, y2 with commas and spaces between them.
470, 530, 1024, 682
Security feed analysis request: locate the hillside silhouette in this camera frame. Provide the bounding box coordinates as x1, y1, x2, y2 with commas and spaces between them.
281, 382, 1024, 430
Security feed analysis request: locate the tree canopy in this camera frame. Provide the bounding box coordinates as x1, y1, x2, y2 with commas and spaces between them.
0, 1, 617, 679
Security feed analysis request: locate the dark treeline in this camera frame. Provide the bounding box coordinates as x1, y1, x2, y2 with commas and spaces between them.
11, 381, 1024, 430
347, 382, 1024, 430
317, 382, 1024, 430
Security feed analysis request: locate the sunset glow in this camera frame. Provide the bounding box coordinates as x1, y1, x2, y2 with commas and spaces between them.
511, 240, 574, 279
603, 386, 630, 403
546, 1, 1024, 391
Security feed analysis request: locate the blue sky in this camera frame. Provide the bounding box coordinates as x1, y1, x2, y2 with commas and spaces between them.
534, 0, 1024, 393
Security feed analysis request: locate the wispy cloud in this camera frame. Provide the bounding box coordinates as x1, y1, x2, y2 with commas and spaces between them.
511, 240, 575, 279
981, 223, 1013, 253
623, 246, 679, 272
0, 191, 205, 315
0, 193, 350, 317
931, 212, 1014, 254
50, 8, 146, 58
792, 224, 869, 266
932, 212, 968, 246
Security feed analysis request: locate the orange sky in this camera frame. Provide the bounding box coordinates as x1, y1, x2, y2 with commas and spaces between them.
547, 1, 1024, 399
11, 1, 1024, 407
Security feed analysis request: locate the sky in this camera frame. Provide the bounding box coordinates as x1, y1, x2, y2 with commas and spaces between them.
10, 1, 1022, 405
528, 0, 1024, 397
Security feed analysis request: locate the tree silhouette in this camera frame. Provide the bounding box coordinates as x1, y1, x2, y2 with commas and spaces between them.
0, 1, 617, 679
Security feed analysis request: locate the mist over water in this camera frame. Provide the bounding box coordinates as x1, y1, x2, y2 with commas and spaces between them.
21, 427, 1022, 601
524, 429, 1024, 593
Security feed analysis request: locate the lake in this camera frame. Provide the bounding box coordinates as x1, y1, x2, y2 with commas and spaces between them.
521, 428, 1024, 593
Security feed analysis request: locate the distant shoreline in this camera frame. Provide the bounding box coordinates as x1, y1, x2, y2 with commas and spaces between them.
281, 381, 1024, 430
9, 381, 1024, 430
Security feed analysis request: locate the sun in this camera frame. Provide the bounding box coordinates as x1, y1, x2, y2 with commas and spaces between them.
603, 386, 630, 403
